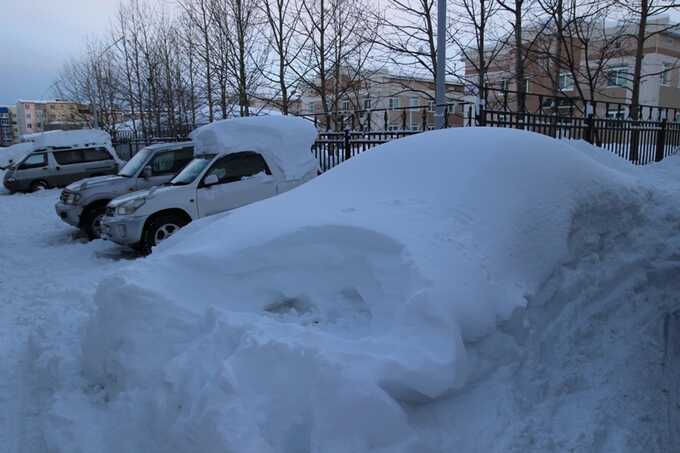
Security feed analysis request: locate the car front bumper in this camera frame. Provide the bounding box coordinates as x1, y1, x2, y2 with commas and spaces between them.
100, 214, 147, 246
55, 202, 83, 228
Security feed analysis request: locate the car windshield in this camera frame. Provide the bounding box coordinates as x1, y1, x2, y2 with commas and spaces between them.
118, 148, 153, 177
170, 154, 216, 186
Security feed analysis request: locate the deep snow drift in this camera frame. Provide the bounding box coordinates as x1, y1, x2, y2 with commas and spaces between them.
8, 129, 680, 452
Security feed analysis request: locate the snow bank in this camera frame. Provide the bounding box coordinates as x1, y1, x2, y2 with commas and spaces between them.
34, 129, 112, 150
0, 142, 34, 168
190, 116, 318, 180
51, 128, 654, 452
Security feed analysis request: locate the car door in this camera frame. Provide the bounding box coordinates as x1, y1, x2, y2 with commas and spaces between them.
15, 152, 48, 186
196, 151, 277, 218
137, 147, 194, 190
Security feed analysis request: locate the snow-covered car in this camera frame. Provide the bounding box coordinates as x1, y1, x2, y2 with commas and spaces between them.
2, 129, 123, 193
55, 142, 194, 239
100, 116, 318, 253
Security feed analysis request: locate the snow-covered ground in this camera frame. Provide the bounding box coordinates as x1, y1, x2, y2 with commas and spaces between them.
1, 129, 679, 453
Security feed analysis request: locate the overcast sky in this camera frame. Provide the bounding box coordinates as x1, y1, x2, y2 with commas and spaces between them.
0, 0, 119, 105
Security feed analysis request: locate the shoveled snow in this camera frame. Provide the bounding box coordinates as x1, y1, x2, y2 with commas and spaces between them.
1, 128, 679, 453
190, 116, 318, 180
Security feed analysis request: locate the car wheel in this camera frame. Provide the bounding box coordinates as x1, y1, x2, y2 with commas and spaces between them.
141, 214, 188, 255
82, 205, 106, 240
30, 180, 49, 192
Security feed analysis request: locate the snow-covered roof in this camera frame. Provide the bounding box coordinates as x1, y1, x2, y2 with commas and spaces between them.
190, 116, 318, 179
33, 129, 112, 150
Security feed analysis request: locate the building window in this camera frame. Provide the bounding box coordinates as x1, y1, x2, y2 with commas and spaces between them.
499, 79, 509, 91
661, 63, 673, 86
389, 97, 400, 110
559, 72, 575, 91
27, 123, 32, 129
410, 96, 419, 111
363, 98, 372, 110
428, 100, 436, 112
524, 78, 531, 93
606, 66, 629, 88
341, 99, 350, 112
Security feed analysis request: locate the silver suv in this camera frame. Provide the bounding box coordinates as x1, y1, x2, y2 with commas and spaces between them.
3, 144, 122, 193
55, 142, 194, 239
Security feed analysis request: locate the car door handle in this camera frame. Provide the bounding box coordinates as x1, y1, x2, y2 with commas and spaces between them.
56, 166, 61, 170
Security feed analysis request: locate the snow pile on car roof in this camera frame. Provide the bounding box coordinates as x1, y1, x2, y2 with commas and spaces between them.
33, 129, 112, 150
47, 128, 669, 452
0, 142, 34, 168
190, 116, 318, 179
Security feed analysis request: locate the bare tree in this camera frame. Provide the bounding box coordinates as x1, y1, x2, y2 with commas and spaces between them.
451, 0, 505, 95
259, 0, 306, 114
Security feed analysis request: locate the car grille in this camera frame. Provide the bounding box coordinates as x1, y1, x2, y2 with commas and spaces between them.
105, 206, 116, 217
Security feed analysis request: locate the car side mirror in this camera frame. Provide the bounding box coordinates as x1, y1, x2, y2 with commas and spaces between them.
203, 174, 219, 187
142, 165, 152, 179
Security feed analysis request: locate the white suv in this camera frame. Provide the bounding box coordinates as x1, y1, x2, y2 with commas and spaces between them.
100, 116, 318, 253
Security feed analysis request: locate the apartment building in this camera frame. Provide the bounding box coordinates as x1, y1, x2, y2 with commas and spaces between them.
297, 70, 465, 130
16, 100, 92, 137
0, 106, 14, 146
464, 17, 680, 117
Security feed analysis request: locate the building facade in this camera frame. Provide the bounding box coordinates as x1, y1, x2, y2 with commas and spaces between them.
16, 100, 92, 137
296, 70, 466, 130
463, 17, 680, 118
0, 106, 14, 146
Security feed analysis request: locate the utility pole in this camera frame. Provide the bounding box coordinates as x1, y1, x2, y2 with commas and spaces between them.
435, 0, 447, 129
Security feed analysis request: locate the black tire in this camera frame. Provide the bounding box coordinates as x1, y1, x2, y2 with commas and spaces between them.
140, 214, 188, 255
82, 205, 107, 240
30, 180, 49, 192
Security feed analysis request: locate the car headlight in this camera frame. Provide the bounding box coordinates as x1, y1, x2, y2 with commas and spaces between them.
115, 198, 146, 216
61, 191, 81, 204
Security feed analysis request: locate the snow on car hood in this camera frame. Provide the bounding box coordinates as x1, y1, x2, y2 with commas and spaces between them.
0, 142, 34, 169
72, 128, 648, 452
66, 175, 127, 192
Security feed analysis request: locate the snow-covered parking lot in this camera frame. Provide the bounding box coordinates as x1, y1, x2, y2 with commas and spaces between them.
1, 128, 679, 452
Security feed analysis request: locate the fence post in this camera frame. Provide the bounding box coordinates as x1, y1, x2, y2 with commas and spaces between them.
584, 113, 594, 144
344, 128, 351, 162
478, 98, 487, 127
656, 118, 667, 162
384, 110, 388, 131
402, 109, 407, 130
422, 107, 427, 131
444, 105, 449, 128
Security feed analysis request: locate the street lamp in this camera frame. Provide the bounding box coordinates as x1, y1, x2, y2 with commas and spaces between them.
435, 0, 446, 129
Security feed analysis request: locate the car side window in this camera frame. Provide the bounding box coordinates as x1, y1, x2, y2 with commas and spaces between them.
203, 152, 271, 185
53, 149, 86, 165
149, 150, 179, 175
19, 153, 47, 170
173, 147, 194, 172
83, 147, 112, 162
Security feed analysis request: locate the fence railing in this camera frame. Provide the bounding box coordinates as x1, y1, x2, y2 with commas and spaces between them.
111, 93, 680, 172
